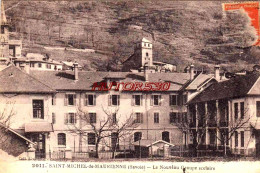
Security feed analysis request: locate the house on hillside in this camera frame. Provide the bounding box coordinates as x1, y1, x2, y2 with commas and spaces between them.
187, 73, 260, 156
13, 53, 63, 71
13, 53, 62, 71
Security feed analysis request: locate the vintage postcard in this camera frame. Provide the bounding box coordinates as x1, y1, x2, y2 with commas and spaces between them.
0, 0, 260, 172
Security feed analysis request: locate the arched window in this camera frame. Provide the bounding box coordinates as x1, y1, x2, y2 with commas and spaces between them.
162, 131, 170, 143
146, 52, 149, 56
134, 132, 142, 142
58, 133, 66, 146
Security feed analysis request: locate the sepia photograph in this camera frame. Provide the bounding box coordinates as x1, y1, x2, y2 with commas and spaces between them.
0, 0, 260, 172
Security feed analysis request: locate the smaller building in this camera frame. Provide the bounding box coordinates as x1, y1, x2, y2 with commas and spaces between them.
133, 139, 175, 158
14, 53, 62, 71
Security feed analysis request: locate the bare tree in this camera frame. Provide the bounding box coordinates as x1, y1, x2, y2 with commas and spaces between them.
170, 111, 207, 157
68, 107, 138, 158
214, 105, 259, 156
0, 101, 16, 145
102, 109, 138, 158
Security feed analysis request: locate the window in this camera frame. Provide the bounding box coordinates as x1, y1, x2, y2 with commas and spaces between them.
209, 130, 216, 145
241, 131, 244, 147
240, 102, 244, 119
234, 103, 238, 119
162, 131, 170, 142
33, 100, 44, 119
52, 113, 56, 124
134, 132, 142, 142
183, 112, 188, 123
46, 64, 51, 69
88, 133, 96, 145
132, 95, 142, 106
257, 101, 260, 117
31, 63, 35, 67
169, 112, 177, 123
58, 133, 66, 146
109, 95, 120, 106
182, 95, 188, 105
134, 113, 143, 123
146, 52, 148, 56
65, 113, 77, 124
85, 94, 96, 106
112, 113, 117, 124
177, 112, 182, 123
65, 94, 76, 106
38, 63, 42, 68
169, 95, 178, 106
151, 95, 161, 106
235, 131, 238, 147
154, 112, 159, 123
89, 113, 96, 124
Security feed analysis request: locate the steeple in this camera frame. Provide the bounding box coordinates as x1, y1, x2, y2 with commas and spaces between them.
0, 0, 7, 25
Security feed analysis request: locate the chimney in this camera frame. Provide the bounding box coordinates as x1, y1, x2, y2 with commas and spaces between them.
214, 65, 220, 81
144, 64, 149, 81
190, 64, 194, 80
73, 62, 79, 80
25, 60, 30, 74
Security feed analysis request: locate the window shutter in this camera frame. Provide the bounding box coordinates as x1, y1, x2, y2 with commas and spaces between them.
64, 94, 68, 106
73, 94, 77, 105
141, 95, 143, 106
151, 95, 154, 106
118, 95, 120, 105
131, 95, 135, 106
85, 94, 88, 106
94, 113, 97, 123
140, 113, 143, 123
159, 95, 162, 106
75, 113, 77, 124
108, 95, 111, 106
64, 113, 68, 124
94, 95, 96, 105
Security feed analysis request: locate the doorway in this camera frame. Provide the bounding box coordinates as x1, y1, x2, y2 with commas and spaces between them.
31, 133, 46, 158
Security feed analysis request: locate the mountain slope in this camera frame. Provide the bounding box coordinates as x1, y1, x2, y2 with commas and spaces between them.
5, 1, 260, 72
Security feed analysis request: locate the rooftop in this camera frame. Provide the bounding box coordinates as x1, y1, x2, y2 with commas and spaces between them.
189, 72, 260, 103
0, 66, 55, 93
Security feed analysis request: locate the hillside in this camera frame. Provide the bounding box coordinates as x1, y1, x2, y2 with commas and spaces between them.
5, 0, 260, 72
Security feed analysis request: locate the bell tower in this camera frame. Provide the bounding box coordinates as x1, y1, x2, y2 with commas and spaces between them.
134, 38, 153, 68
0, 0, 9, 58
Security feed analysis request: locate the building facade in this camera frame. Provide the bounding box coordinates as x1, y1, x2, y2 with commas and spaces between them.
0, 62, 214, 158
187, 73, 260, 156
